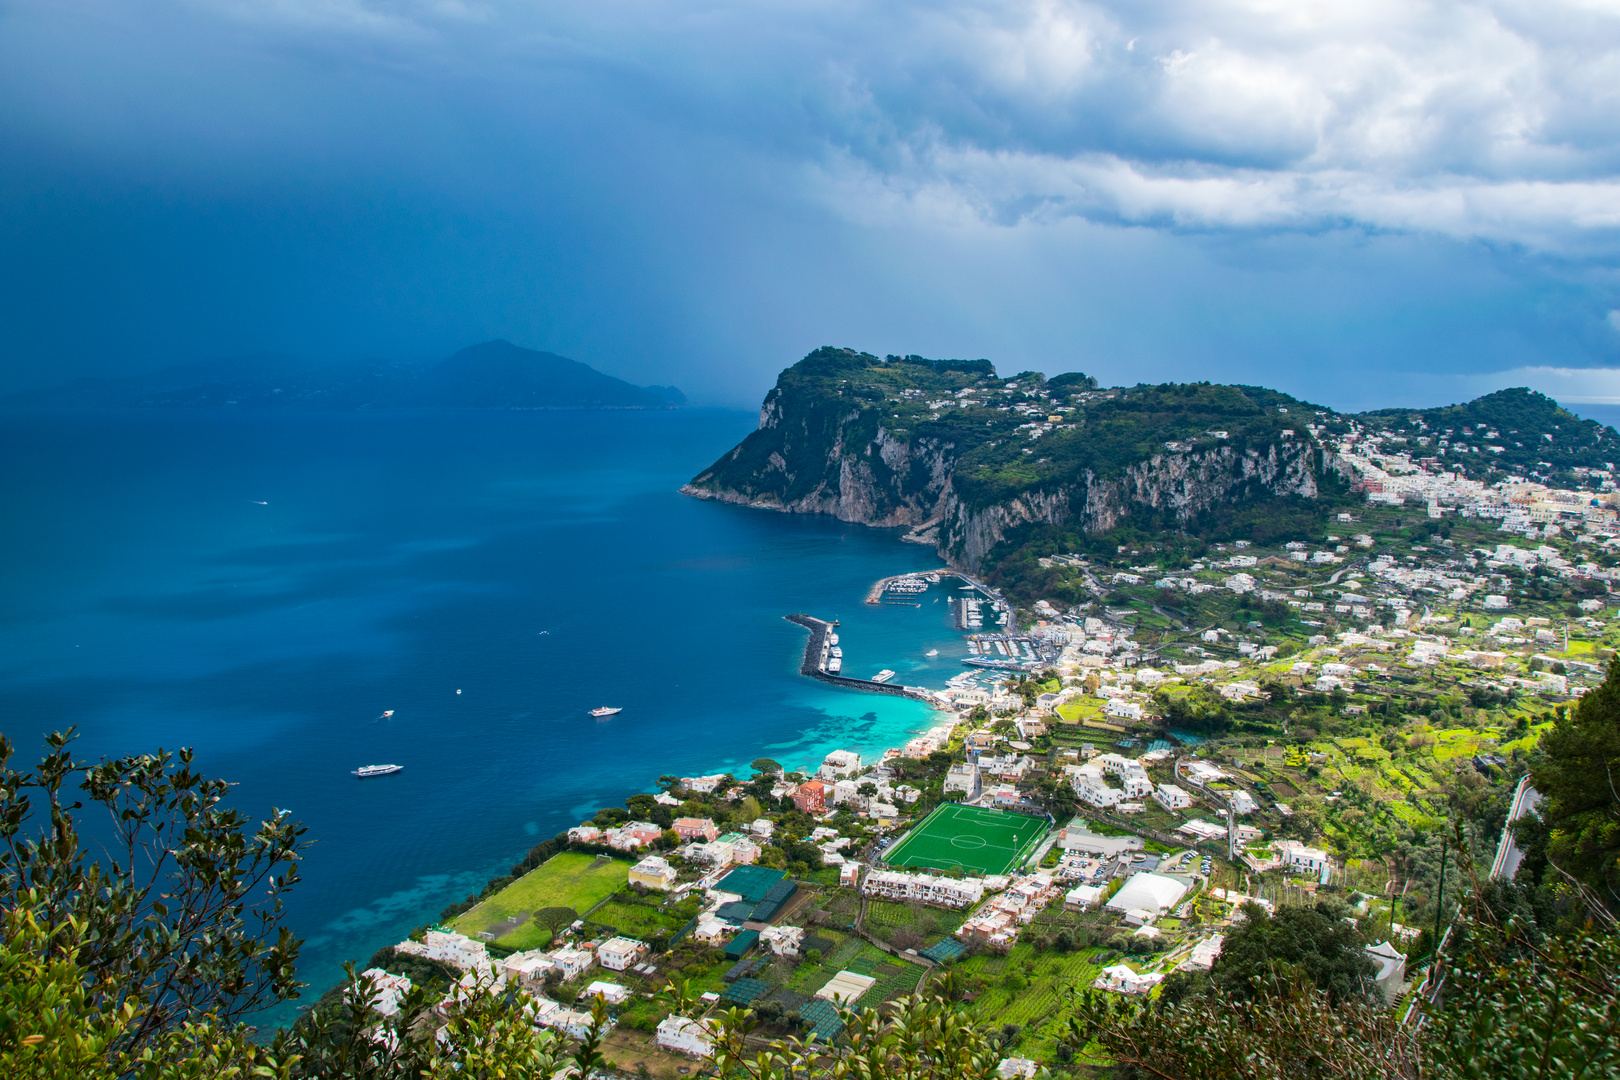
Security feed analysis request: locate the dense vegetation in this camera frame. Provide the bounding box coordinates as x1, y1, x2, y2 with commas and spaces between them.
1359, 388, 1618, 478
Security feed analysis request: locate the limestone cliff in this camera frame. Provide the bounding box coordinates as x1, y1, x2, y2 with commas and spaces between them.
683, 348, 1344, 576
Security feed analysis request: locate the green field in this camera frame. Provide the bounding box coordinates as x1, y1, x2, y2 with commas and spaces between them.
881, 803, 1048, 876
451, 852, 629, 949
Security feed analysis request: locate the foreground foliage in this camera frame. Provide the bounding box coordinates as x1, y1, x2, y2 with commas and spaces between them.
2, 727, 1618, 1078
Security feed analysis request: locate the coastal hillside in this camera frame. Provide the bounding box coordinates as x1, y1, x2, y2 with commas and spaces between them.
683, 348, 1347, 581
1356, 387, 1618, 476
2, 340, 682, 410
682, 348, 1617, 602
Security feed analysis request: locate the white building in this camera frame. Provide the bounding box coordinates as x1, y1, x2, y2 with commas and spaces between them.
819, 750, 863, 780
1275, 840, 1330, 875
759, 924, 805, 956
1106, 873, 1190, 924
1064, 884, 1105, 910
1057, 823, 1143, 858
394, 930, 490, 975
597, 937, 647, 972
862, 869, 985, 908
1118, 768, 1153, 798
978, 753, 1032, 780
1179, 935, 1224, 972
628, 855, 677, 890
830, 779, 863, 807
1229, 791, 1258, 815
545, 946, 595, 981
1070, 763, 1122, 808
1178, 760, 1228, 787
584, 980, 631, 1005
1093, 964, 1164, 995
1153, 784, 1191, 811
356, 969, 413, 1017
944, 761, 979, 795
656, 1015, 717, 1057
1105, 699, 1144, 721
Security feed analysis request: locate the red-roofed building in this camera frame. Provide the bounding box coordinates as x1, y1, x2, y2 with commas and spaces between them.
790, 780, 826, 813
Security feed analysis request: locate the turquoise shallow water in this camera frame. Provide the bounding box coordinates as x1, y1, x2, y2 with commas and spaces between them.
0, 408, 978, 1021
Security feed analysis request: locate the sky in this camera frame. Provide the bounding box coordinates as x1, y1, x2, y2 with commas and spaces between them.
3, 0, 1620, 410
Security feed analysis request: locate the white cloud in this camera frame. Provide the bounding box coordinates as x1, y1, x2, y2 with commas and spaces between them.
11, 0, 1620, 249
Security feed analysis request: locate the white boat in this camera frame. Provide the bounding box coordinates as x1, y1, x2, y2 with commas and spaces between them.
353, 764, 403, 778
925, 649, 939, 657
380, 710, 394, 718
590, 706, 622, 718
872, 669, 897, 683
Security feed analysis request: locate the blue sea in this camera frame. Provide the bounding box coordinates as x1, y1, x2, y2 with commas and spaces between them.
0, 408, 982, 1023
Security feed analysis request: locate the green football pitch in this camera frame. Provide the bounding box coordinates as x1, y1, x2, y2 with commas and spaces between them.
880, 803, 1048, 877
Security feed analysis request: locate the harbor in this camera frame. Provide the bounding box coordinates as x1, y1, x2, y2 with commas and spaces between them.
961, 632, 1062, 671
784, 613, 942, 706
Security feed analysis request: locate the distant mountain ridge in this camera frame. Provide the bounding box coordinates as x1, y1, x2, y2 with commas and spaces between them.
3, 341, 683, 411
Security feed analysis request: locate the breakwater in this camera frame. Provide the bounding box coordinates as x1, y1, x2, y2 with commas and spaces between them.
784, 613, 940, 706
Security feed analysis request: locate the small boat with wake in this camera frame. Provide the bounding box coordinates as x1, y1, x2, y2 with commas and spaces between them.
353, 764, 403, 778
925, 649, 939, 657
590, 706, 622, 718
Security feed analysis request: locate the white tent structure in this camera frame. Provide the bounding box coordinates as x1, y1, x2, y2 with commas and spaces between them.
1104, 872, 1189, 924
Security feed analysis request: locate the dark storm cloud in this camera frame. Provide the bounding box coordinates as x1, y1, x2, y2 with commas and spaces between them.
2, 0, 1620, 406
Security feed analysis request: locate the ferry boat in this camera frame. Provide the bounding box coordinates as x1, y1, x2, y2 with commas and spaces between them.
872, 669, 897, 683
353, 764, 403, 778
826, 658, 842, 674
590, 707, 622, 718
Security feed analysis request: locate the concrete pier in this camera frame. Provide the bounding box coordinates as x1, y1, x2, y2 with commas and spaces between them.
784, 613, 939, 705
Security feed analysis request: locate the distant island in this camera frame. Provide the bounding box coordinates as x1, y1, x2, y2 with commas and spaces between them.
685, 347, 1619, 605
3, 340, 684, 411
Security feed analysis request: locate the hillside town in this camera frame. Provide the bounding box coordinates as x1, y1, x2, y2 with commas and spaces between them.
338, 455, 1610, 1076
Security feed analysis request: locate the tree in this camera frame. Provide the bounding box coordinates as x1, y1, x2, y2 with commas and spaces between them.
1204, 901, 1375, 1004
1528, 654, 1620, 914
750, 758, 782, 776
0, 731, 306, 1058
531, 907, 578, 937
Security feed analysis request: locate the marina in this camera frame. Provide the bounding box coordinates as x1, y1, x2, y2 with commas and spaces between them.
783, 613, 940, 704
960, 631, 1062, 671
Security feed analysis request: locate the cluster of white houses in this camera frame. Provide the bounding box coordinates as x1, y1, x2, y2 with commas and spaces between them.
862, 868, 987, 909
368, 928, 655, 1043
956, 871, 1064, 949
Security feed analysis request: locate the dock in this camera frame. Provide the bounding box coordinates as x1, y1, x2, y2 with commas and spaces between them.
864, 570, 967, 604
784, 614, 940, 706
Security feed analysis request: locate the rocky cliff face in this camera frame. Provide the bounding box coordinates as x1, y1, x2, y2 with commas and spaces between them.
684, 348, 1339, 574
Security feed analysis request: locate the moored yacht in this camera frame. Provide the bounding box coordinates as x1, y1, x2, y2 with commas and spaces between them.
353, 764, 403, 778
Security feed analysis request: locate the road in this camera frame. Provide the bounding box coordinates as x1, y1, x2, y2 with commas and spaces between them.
1489, 777, 1542, 880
